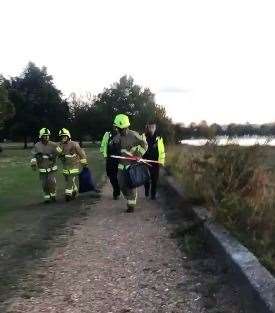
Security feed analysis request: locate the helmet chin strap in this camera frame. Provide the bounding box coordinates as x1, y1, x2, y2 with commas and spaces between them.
118, 128, 127, 136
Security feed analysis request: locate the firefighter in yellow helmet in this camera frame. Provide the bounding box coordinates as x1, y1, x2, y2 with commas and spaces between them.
111, 114, 148, 212
58, 128, 88, 201
30, 128, 59, 203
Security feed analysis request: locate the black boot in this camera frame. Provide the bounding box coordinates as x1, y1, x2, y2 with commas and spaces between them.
113, 192, 120, 200
126, 205, 134, 213
72, 190, 77, 200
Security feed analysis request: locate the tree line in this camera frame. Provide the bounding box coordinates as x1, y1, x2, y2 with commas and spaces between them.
0, 62, 174, 148
0, 62, 275, 148
174, 120, 275, 142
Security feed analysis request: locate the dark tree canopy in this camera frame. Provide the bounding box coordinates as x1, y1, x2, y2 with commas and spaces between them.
0, 75, 15, 129
89, 75, 174, 141
6, 62, 70, 147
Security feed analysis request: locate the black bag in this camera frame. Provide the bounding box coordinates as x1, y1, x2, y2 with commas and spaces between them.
125, 163, 150, 188
79, 167, 96, 193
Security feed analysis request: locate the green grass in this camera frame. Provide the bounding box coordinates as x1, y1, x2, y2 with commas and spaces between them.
0, 146, 104, 217
0, 145, 105, 302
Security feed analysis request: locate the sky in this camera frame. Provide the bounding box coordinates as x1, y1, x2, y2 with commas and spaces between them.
1, 0, 275, 125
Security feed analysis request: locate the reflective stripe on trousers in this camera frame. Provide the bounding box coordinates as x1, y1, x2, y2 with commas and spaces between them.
39, 165, 58, 173
117, 169, 137, 208
63, 168, 79, 175
64, 175, 78, 196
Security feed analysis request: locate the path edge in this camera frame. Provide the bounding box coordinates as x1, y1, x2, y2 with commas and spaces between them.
161, 170, 275, 313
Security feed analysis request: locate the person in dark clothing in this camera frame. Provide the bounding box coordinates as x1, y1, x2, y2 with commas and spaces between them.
100, 127, 121, 199
143, 122, 165, 200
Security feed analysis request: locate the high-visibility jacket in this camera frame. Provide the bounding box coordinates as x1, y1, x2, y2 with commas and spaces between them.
112, 129, 148, 170
156, 136, 166, 165
143, 134, 166, 166
100, 131, 120, 158
100, 131, 110, 158
30, 141, 59, 173
58, 140, 87, 175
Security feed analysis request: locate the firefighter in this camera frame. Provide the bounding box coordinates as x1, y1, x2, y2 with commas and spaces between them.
58, 128, 88, 201
100, 126, 121, 200
143, 122, 165, 200
111, 114, 148, 212
30, 128, 59, 203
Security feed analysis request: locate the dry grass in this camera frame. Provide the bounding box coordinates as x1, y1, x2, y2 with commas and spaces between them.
166, 144, 275, 274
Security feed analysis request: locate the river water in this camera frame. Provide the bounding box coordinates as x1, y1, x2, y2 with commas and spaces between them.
181, 136, 275, 146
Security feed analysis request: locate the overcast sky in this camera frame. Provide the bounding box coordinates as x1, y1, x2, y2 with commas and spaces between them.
1, 0, 275, 125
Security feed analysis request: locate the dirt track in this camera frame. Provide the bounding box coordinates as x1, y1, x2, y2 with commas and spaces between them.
1, 183, 244, 313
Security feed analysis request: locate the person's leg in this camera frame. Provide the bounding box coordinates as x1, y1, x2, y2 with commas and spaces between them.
126, 187, 137, 212
40, 173, 51, 203
72, 175, 78, 199
117, 169, 133, 210
107, 161, 121, 199
144, 166, 154, 198
150, 165, 160, 200
144, 166, 152, 197
64, 174, 73, 201
117, 170, 126, 198
48, 172, 57, 201
113, 164, 120, 198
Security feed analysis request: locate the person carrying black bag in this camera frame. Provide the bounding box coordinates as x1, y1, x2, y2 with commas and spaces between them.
143, 122, 165, 200
111, 114, 148, 213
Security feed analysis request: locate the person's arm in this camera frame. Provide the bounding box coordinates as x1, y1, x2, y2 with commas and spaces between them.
129, 132, 148, 157
30, 145, 38, 170
75, 142, 88, 166
110, 134, 122, 156
100, 132, 110, 158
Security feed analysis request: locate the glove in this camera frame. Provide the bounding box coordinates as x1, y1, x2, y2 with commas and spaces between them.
31, 164, 37, 171
35, 152, 43, 161
59, 153, 66, 162
48, 154, 55, 161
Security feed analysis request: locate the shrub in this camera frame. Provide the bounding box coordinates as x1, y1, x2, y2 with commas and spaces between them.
167, 144, 275, 274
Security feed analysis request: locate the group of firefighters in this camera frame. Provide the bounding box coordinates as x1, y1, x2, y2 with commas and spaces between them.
31, 113, 165, 213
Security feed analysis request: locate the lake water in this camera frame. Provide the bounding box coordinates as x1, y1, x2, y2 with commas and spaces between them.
181, 136, 275, 146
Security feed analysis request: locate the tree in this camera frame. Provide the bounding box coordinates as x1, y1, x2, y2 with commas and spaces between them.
0, 75, 15, 130
92, 75, 175, 141
69, 93, 97, 145
6, 62, 70, 148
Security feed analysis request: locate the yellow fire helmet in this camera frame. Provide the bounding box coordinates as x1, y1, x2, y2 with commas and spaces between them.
39, 128, 51, 138
59, 128, 71, 139
113, 114, 130, 129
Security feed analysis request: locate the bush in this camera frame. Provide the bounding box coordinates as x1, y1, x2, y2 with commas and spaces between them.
167, 144, 275, 274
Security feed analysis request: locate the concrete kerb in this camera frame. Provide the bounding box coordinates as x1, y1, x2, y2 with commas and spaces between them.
161, 170, 275, 313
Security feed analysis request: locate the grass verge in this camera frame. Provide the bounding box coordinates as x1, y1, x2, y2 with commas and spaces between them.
166, 144, 275, 275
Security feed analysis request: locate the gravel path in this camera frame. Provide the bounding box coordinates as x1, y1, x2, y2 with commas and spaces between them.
3, 183, 244, 313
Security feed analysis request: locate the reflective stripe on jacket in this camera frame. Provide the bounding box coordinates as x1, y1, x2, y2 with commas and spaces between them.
143, 134, 166, 166
31, 141, 59, 172
157, 136, 165, 165
112, 129, 148, 168
59, 140, 87, 174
